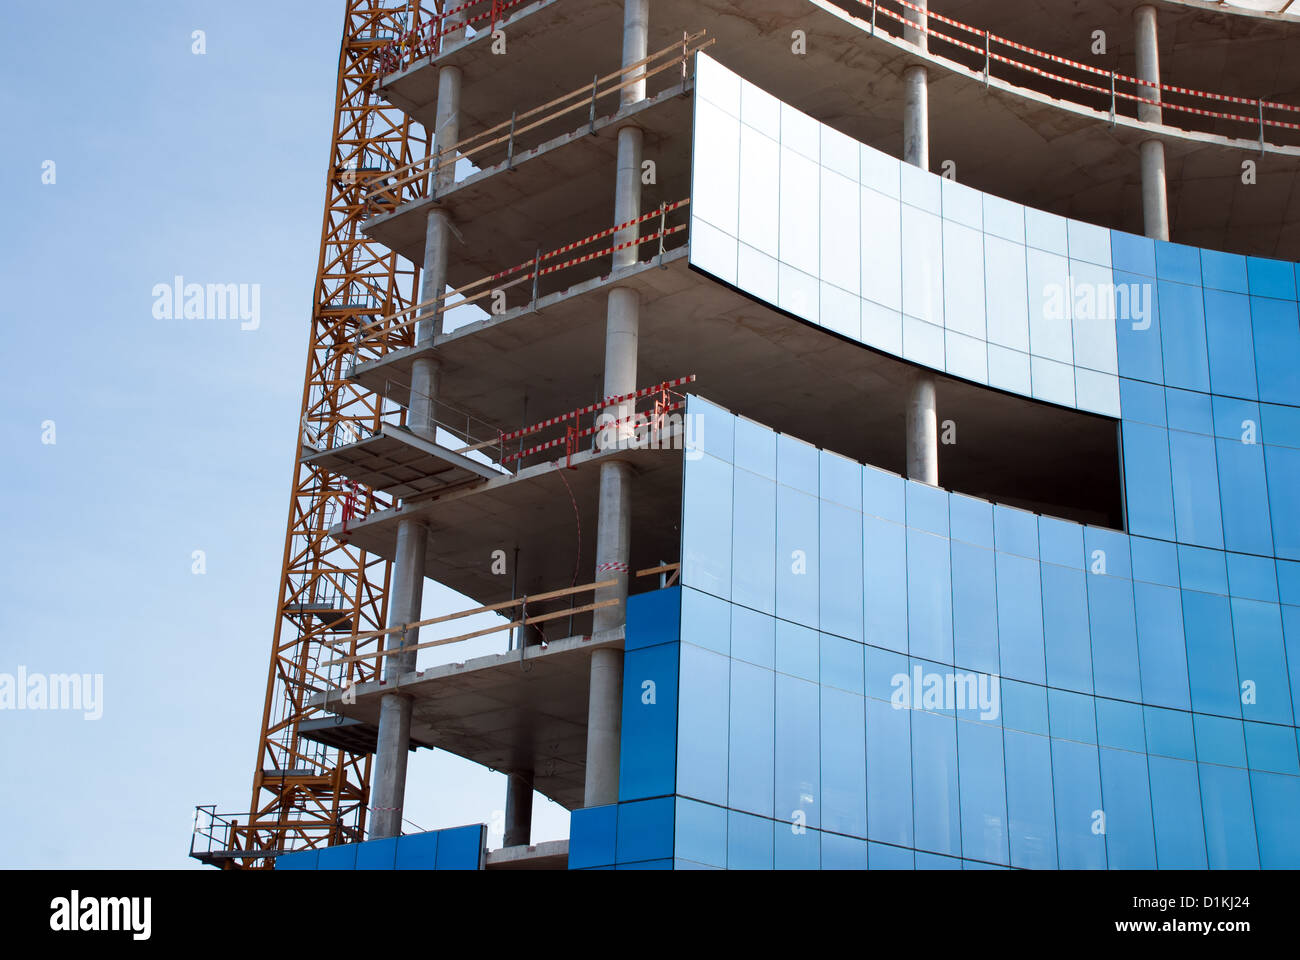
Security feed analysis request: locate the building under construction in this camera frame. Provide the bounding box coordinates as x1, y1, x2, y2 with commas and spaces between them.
192, 0, 1300, 870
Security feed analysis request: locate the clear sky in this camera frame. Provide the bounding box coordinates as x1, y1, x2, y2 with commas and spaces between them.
0, 0, 567, 868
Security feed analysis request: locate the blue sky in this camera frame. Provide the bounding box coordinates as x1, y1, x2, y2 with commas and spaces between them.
0, 0, 565, 868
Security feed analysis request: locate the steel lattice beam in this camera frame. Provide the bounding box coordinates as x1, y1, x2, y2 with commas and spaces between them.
229, 0, 434, 869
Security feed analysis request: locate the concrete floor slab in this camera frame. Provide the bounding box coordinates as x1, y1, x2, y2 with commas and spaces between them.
485, 839, 570, 869
311, 630, 626, 810
363, 82, 694, 299
302, 424, 504, 499
352, 248, 1123, 526
333, 436, 684, 608
377, 0, 1300, 258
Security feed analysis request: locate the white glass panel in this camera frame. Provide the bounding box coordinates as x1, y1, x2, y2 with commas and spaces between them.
696, 54, 741, 116
780, 101, 820, 161
862, 299, 903, 356
861, 186, 902, 311
983, 193, 1025, 244
942, 178, 982, 230
1074, 369, 1121, 418
740, 77, 781, 140
821, 168, 860, 295
779, 263, 819, 324
946, 330, 989, 384
901, 162, 942, 214
1031, 355, 1076, 407
820, 282, 861, 341
942, 220, 985, 339
984, 235, 1029, 351
693, 99, 740, 235
691, 218, 738, 286
738, 125, 780, 257
1026, 247, 1074, 363
902, 205, 943, 326
1067, 218, 1112, 267
903, 316, 945, 369
821, 124, 858, 181
1025, 207, 1068, 255
988, 344, 1032, 396
738, 243, 779, 305
779, 147, 820, 275
860, 143, 901, 198
1069, 259, 1120, 374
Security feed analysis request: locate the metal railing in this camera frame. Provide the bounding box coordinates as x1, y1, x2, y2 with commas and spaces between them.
857, 0, 1300, 147
316, 577, 620, 691
378, 0, 535, 73
314, 379, 513, 472
350, 197, 690, 369
368, 32, 712, 210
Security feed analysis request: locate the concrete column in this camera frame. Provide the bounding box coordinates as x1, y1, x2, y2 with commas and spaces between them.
903, 67, 929, 171
1134, 6, 1162, 125
612, 127, 644, 272
410, 64, 463, 431
503, 770, 534, 847
902, 1, 928, 170
368, 516, 427, 839
620, 0, 649, 106
1134, 5, 1169, 241
584, 646, 624, 807
906, 372, 939, 486
368, 63, 461, 842
1139, 141, 1169, 242
900, 1, 936, 485
582, 0, 648, 810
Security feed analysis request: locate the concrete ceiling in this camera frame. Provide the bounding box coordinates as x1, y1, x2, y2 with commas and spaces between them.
351, 250, 1124, 530
928, 0, 1300, 108
314, 634, 622, 810
377, 0, 1300, 259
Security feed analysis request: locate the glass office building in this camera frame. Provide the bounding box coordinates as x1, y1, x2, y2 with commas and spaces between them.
569, 55, 1300, 870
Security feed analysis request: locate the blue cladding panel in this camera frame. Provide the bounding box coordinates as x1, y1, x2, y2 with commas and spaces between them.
354, 838, 397, 871
274, 850, 319, 871
435, 825, 484, 870
316, 843, 358, 871
624, 56, 1300, 869
393, 831, 439, 870
616, 798, 675, 865
568, 805, 618, 870
619, 640, 680, 802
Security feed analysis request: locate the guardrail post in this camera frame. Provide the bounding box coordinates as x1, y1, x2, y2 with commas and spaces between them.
1259, 99, 1266, 153
657, 203, 668, 269
983, 31, 990, 87
530, 245, 541, 312
871, 0, 876, 36
506, 110, 517, 170
1109, 71, 1116, 127
589, 73, 599, 134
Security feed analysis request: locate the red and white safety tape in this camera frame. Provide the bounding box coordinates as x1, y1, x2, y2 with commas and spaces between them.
864, 0, 1300, 131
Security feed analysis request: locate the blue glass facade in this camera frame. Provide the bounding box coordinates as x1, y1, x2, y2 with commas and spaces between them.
566, 55, 1300, 869
276, 824, 486, 870
569, 387, 1300, 868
